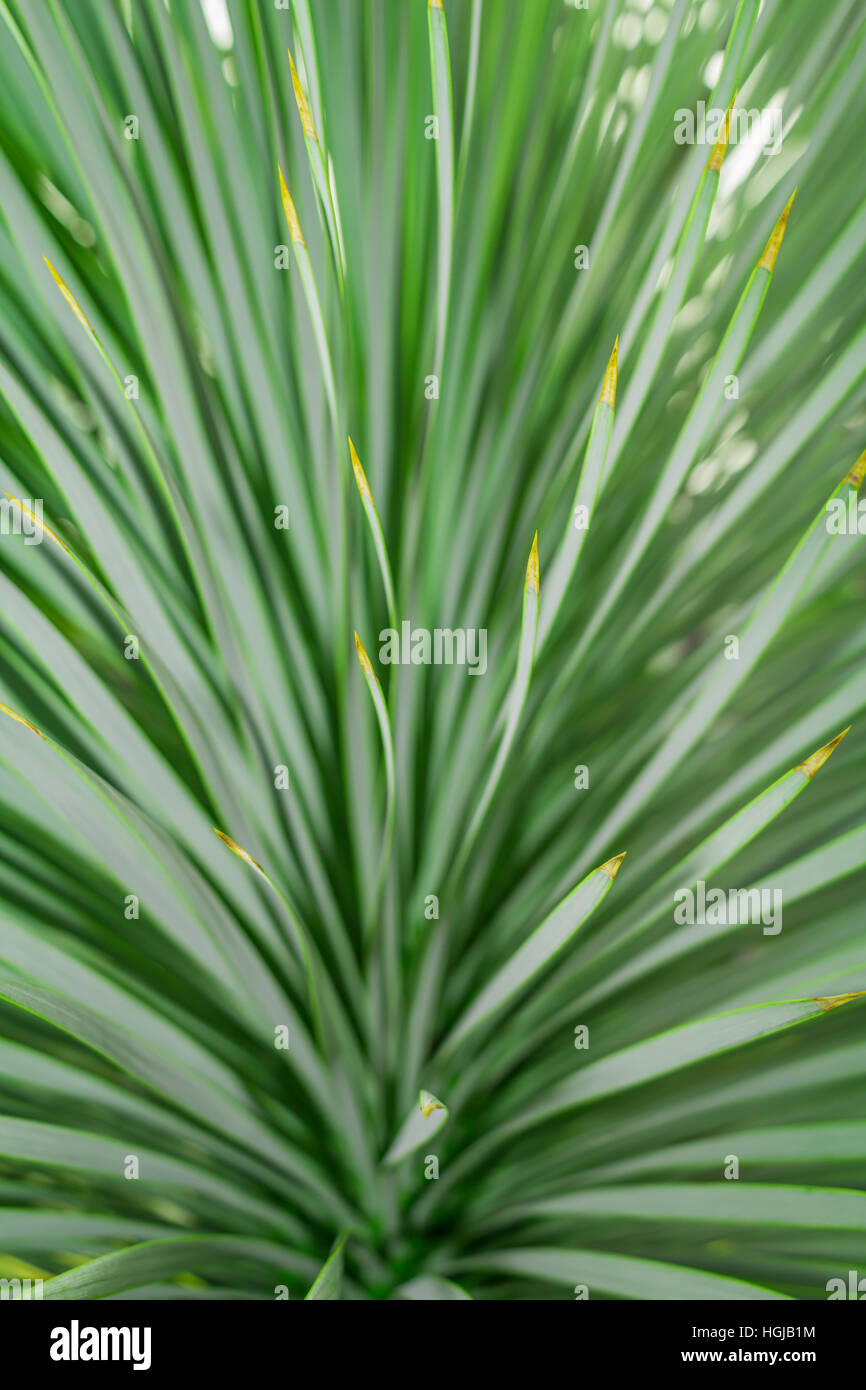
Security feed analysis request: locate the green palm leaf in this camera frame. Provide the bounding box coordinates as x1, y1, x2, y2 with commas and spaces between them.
0, 0, 864, 1301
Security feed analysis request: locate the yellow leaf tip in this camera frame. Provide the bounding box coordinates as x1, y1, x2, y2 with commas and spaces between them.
213, 828, 266, 875
288, 50, 316, 139
811, 990, 866, 1013
354, 631, 374, 677
277, 166, 304, 246
599, 851, 626, 880
348, 437, 372, 503
797, 726, 850, 779
419, 1089, 444, 1117
758, 188, 797, 273
707, 90, 737, 171
845, 448, 866, 490
0, 703, 47, 740
600, 336, 618, 407
526, 531, 539, 594
3, 495, 66, 552
43, 256, 95, 335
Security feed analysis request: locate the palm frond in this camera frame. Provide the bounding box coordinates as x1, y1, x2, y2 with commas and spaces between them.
0, 0, 864, 1301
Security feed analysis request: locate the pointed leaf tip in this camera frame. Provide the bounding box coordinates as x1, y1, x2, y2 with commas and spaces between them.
213, 828, 266, 876
348, 437, 371, 503
811, 990, 866, 1013
419, 1090, 445, 1118
707, 90, 737, 172
305, 1233, 346, 1300
43, 256, 96, 336
277, 166, 304, 246
288, 51, 316, 139
0, 703, 47, 741
599, 337, 618, 408
384, 1090, 449, 1166
3, 494, 67, 554
526, 531, 539, 594
797, 727, 850, 780
599, 851, 626, 880
354, 631, 375, 678
758, 188, 797, 273
845, 448, 866, 490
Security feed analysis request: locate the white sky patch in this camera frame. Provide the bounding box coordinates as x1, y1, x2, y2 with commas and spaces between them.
699, 0, 720, 33
674, 294, 712, 332
720, 438, 758, 478
704, 50, 724, 89
655, 255, 675, 293
687, 457, 720, 494
719, 98, 786, 199
704, 253, 733, 292
201, 0, 233, 51
618, 66, 637, 101
675, 330, 715, 376
721, 408, 749, 438
631, 64, 651, 105
614, 13, 643, 49
745, 129, 804, 208
707, 199, 736, 242
644, 10, 668, 45
36, 176, 96, 247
